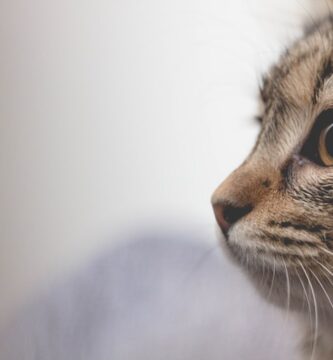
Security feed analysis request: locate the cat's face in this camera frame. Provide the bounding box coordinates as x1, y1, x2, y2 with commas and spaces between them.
212, 17, 333, 316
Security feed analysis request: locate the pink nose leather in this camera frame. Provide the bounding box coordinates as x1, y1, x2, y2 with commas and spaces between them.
213, 201, 253, 236
213, 203, 231, 235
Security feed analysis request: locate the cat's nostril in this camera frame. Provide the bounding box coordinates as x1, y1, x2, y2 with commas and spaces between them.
213, 201, 253, 236
224, 202, 253, 225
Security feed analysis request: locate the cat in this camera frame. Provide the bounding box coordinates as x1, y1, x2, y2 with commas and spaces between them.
212, 12, 333, 360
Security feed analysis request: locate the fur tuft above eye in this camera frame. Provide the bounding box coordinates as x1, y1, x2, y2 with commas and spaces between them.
301, 109, 333, 166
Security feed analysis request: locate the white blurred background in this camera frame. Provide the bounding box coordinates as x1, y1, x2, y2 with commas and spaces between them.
0, 0, 328, 326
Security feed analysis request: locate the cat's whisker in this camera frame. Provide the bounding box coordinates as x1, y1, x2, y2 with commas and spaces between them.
282, 258, 291, 322
318, 267, 333, 289
321, 232, 328, 244
234, 231, 249, 271
318, 246, 333, 258
245, 250, 249, 273
267, 257, 276, 300
298, 260, 318, 360
309, 268, 333, 312
313, 258, 333, 277
260, 256, 266, 287
320, 231, 333, 245
295, 267, 313, 336
313, 260, 333, 295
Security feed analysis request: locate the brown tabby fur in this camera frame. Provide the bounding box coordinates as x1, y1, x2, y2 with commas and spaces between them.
212, 15, 333, 360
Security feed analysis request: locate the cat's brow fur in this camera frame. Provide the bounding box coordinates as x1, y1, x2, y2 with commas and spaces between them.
212, 15, 333, 360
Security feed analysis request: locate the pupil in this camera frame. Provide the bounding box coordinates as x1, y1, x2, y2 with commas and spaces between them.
325, 125, 333, 157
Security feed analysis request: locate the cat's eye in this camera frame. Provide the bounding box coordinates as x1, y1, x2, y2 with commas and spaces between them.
301, 109, 333, 166
319, 123, 333, 166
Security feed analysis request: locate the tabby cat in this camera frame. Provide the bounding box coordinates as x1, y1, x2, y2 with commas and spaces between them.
212, 13, 333, 360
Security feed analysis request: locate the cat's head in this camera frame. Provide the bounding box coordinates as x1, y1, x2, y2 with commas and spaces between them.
212, 17, 333, 315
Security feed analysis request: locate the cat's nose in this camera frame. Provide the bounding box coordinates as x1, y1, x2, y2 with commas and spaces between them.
213, 201, 253, 236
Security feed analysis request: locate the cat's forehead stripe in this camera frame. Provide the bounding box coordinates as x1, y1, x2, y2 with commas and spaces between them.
261, 19, 333, 111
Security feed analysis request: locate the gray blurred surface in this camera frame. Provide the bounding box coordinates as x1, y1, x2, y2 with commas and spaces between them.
0, 231, 300, 360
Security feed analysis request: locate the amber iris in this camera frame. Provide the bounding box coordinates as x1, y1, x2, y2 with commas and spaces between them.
319, 123, 333, 166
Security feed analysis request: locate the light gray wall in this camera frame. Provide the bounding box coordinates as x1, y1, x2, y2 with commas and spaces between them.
0, 0, 322, 325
